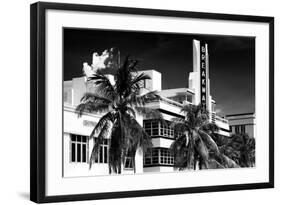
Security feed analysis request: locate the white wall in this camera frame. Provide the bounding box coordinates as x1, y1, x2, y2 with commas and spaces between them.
141, 70, 162, 91
0, 0, 279, 205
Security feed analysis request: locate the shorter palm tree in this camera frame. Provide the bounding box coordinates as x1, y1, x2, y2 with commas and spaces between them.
170, 104, 239, 170
220, 133, 255, 167
76, 56, 162, 174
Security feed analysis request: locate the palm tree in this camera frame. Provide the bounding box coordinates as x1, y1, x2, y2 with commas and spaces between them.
170, 104, 239, 170
220, 133, 255, 167
76, 56, 162, 174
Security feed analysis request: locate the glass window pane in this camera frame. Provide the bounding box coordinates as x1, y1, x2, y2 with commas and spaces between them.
82, 136, 87, 142
77, 135, 82, 142
145, 158, 151, 164
71, 143, 75, 162
71, 135, 76, 142
125, 158, 130, 168
152, 121, 158, 127
77, 144, 81, 162
82, 144, 86, 162
129, 159, 132, 167
152, 150, 158, 156
152, 157, 158, 164
241, 125, 245, 133
104, 147, 108, 163
152, 129, 158, 135
99, 147, 103, 163
94, 152, 98, 163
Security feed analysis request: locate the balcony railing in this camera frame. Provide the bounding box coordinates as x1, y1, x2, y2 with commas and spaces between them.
150, 96, 184, 109
215, 115, 229, 124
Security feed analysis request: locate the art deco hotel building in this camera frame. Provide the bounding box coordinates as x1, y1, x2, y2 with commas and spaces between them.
63, 40, 242, 177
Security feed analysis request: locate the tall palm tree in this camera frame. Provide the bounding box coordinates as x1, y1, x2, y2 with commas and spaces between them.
170, 104, 239, 170
76, 56, 162, 174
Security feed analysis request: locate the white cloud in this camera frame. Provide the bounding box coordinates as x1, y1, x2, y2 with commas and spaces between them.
83, 48, 118, 78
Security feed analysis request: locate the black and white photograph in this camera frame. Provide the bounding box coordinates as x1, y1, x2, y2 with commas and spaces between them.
0, 0, 278, 204
63, 28, 256, 177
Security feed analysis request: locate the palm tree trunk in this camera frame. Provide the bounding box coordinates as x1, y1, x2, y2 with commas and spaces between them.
187, 133, 194, 170
193, 154, 197, 170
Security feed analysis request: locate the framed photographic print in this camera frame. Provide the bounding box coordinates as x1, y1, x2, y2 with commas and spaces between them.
30, 2, 274, 203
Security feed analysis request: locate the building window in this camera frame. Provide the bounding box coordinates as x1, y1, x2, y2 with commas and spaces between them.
94, 139, 109, 164
235, 125, 239, 134
143, 120, 159, 136
144, 148, 174, 166
160, 122, 174, 138
70, 134, 88, 163
241, 125, 245, 133
143, 120, 181, 139
234, 125, 246, 134
160, 149, 174, 165
186, 95, 192, 103
124, 156, 133, 169
144, 149, 159, 165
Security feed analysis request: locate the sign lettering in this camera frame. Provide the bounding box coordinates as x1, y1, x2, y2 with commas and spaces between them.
83, 120, 97, 127
200, 43, 207, 110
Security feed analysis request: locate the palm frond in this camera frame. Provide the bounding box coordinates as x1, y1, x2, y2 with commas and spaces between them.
134, 107, 162, 119
170, 133, 195, 170
170, 134, 188, 155
195, 135, 210, 169
130, 72, 151, 91
89, 120, 112, 168
80, 92, 112, 104
122, 114, 153, 154
125, 106, 136, 118
198, 130, 220, 155
87, 73, 116, 99
219, 154, 240, 168
115, 56, 135, 98
88, 112, 115, 139
75, 102, 110, 117
108, 122, 123, 174
181, 104, 209, 128
200, 122, 219, 134
126, 91, 160, 107
170, 118, 188, 133
208, 159, 225, 169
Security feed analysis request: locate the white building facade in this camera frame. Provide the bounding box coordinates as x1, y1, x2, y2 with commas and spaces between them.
63, 40, 230, 177
226, 113, 256, 138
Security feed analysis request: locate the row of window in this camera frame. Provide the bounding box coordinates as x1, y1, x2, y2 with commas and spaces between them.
230, 125, 246, 134
144, 148, 174, 166
70, 135, 175, 167
70, 134, 133, 169
143, 120, 182, 139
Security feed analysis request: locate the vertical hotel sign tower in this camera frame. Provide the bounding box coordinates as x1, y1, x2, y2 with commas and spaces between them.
200, 41, 208, 110
189, 39, 230, 135
189, 39, 211, 112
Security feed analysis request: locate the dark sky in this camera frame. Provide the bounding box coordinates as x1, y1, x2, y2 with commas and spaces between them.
63, 28, 255, 116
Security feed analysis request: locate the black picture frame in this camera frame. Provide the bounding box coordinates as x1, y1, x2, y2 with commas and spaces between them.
30, 2, 274, 203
